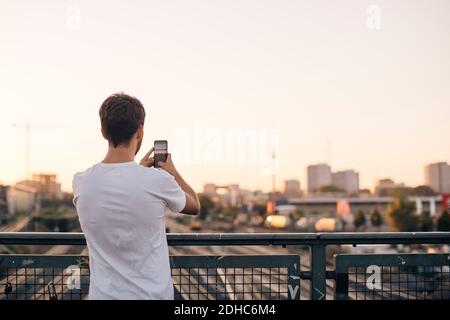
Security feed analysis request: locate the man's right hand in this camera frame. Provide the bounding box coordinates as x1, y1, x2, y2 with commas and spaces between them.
158, 154, 200, 215
157, 154, 178, 177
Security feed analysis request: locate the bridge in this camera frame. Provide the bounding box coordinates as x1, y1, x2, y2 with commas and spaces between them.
0, 232, 449, 300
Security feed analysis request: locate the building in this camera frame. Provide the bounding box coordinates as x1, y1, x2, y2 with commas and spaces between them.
202, 183, 245, 208
16, 173, 62, 201
289, 196, 441, 219
203, 183, 217, 196
227, 184, 240, 208
332, 170, 359, 195
245, 190, 270, 204
6, 184, 37, 215
284, 179, 302, 198
374, 178, 405, 196
425, 162, 450, 193
307, 164, 332, 194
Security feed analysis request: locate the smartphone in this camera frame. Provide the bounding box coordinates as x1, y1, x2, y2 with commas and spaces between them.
154, 140, 168, 168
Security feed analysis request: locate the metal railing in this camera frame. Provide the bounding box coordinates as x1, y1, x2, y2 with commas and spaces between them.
0, 232, 449, 300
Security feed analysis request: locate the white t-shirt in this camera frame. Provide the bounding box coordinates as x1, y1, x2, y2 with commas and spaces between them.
72, 161, 186, 300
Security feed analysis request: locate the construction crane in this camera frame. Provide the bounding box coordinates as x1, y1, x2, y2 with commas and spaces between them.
13, 120, 32, 179
13, 120, 56, 179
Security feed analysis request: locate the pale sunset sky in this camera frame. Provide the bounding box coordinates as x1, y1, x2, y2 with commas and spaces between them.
1, 0, 449, 193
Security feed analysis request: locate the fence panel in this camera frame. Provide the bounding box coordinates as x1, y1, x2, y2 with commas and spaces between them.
0, 254, 301, 300
335, 254, 450, 300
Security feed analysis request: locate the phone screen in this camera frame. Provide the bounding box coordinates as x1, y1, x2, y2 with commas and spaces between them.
154, 140, 168, 167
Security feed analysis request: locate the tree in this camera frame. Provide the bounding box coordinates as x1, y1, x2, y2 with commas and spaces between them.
418, 211, 434, 232
253, 204, 266, 216
296, 210, 305, 218
353, 210, 367, 231
315, 185, 344, 194
370, 209, 383, 230
379, 185, 437, 197
411, 185, 437, 197
198, 194, 215, 220
436, 210, 450, 231
386, 193, 419, 232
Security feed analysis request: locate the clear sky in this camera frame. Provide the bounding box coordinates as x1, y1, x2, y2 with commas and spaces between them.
1, 0, 450, 193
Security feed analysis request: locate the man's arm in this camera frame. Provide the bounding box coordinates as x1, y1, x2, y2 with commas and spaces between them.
158, 154, 200, 215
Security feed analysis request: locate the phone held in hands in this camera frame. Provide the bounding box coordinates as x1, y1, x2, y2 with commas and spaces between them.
154, 140, 168, 168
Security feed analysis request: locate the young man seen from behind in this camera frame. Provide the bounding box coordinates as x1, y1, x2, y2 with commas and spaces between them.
72, 92, 200, 300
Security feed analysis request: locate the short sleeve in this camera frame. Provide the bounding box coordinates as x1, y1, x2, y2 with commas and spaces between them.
159, 171, 186, 213
72, 170, 89, 207
72, 173, 81, 206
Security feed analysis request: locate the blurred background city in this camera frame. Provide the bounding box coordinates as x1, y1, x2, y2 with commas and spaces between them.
0, 0, 450, 300
1, 162, 449, 235
1, 0, 450, 245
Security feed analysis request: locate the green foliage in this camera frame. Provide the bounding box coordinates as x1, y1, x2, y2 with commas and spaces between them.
223, 207, 240, 217
379, 185, 437, 197
411, 185, 437, 196
315, 185, 344, 193
253, 204, 267, 216
436, 210, 450, 232
353, 210, 366, 230
370, 209, 383, 228
379, 187, 410, 197
386, 193, 419, 232
295, 210, 305, 218
418, 212, 434, 232
40, 198, 66, 216
198, 194, 215, 219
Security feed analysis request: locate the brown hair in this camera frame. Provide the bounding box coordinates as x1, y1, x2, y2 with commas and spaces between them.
99, 93, 146, 147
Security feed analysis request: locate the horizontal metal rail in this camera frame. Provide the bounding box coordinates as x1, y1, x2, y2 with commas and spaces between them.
1, 232, 449, 300
0, 232, 449, 246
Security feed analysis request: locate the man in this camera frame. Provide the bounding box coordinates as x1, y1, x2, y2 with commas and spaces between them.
72, 93, 200, 300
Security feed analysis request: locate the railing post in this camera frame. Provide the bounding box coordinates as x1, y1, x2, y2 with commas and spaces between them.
310, 244, 326, 300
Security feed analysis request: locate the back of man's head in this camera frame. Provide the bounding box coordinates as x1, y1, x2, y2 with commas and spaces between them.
99, 93, 146, 148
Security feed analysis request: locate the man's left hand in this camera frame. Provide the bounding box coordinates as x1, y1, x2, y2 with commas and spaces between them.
140, 147, 154, 167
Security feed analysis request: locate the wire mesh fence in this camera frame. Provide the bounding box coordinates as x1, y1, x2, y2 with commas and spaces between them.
171, 255, 301, 300
3, 252, 450, 300
0, 255, 90, 300
335, 254, 450, 300
0, 255, 301, 300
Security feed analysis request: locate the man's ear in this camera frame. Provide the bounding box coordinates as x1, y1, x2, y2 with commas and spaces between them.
136, 125, 144, 140
101, 127, 107, 140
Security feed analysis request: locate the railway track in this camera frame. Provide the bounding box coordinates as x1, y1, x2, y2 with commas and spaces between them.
0, 217, 86, 300
166, 218, 318, 300
0, 216, 31, 232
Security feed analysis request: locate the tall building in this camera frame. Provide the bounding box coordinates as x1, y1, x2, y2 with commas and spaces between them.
307, 164, 332, 193
332, 170, 359, 195
425, 162, 450, 193
284, 179, 302, 198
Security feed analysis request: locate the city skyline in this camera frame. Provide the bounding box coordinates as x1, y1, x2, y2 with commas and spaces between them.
2, 161, 448, 196
1, 0, 450, 192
